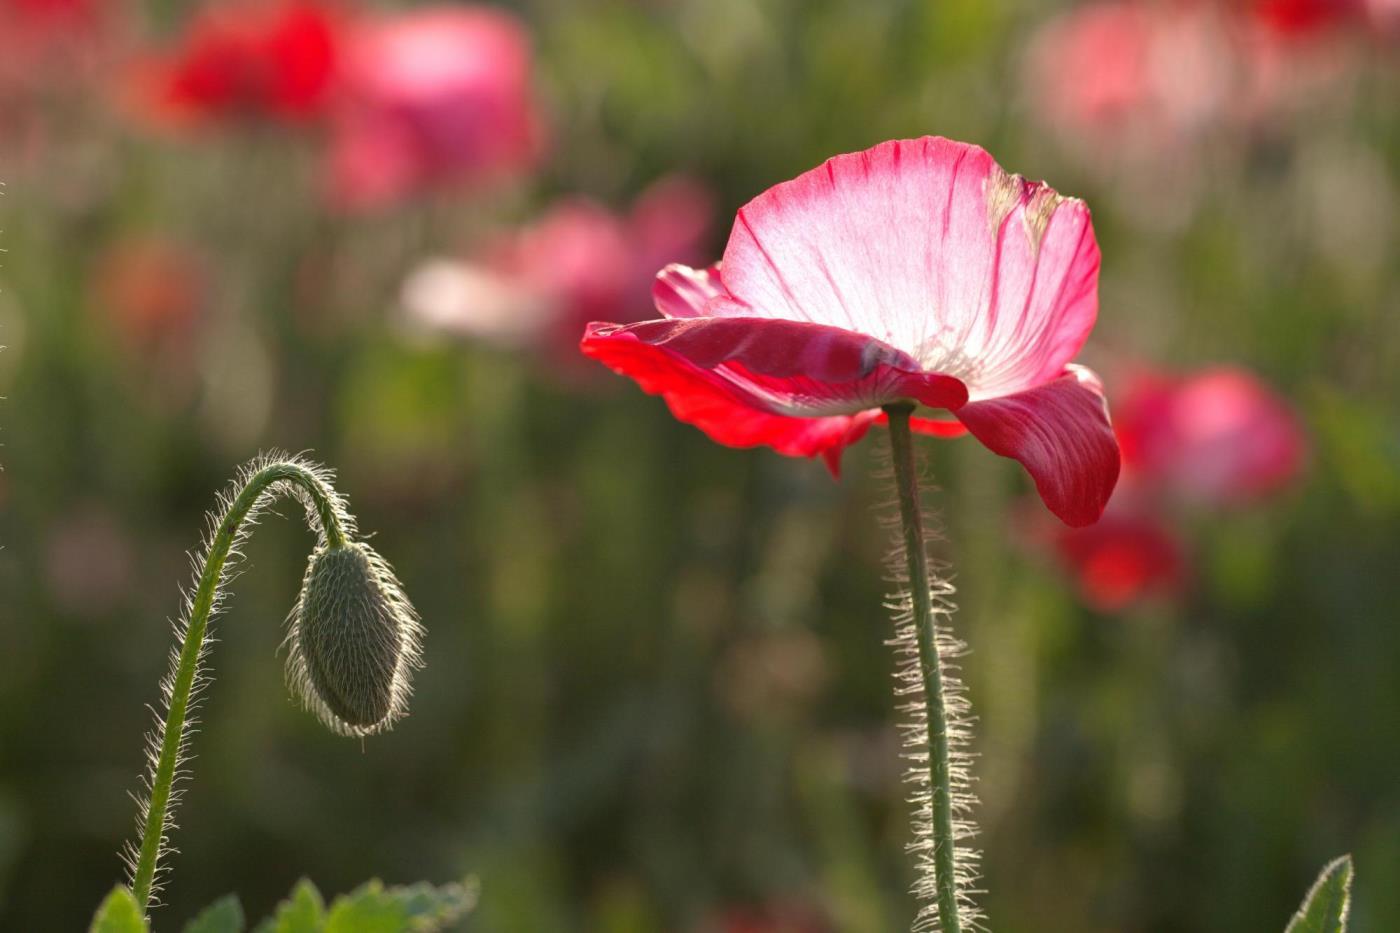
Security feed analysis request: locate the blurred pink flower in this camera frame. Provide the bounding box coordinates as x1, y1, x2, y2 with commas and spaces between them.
1050, 498, 1188, 611
1116, 366, 1307, 505
1025, 0, 1373, 178
327, 5, 543, 209
401, 176, 713, 360
1025, 1, 1234, 153
127, 0, 341, 128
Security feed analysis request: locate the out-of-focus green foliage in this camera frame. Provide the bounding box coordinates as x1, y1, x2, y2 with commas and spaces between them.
86, 878, 475, 933
2, 0, 1398, 931
185, 895, 244, 933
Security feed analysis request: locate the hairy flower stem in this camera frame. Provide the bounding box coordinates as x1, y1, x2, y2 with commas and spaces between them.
885, 404, 962, 933
129, 462, 346, 912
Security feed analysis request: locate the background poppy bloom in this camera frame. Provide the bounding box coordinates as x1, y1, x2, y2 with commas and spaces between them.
129, 0, 340, 127
582, 137, 1120, 526
327, 4, 542, 209
400, 176, 713, 360
1050, 497, 1189, 611
1116, 366, 1307, 505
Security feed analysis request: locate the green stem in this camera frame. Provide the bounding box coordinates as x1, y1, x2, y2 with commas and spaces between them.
129, 462, 346, 912
884, 404, 962, 933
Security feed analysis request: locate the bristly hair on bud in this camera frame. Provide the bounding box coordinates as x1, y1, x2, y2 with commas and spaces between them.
284, 541, 424, 736
122, 451, 427, 914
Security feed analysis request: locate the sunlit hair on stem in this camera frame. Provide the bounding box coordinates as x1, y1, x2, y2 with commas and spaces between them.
879, 406, 983, 933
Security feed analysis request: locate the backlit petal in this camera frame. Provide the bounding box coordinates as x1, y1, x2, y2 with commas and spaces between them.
583, 316, 968, 417
955, 365, 1120, 525
717, 137, 1100, 399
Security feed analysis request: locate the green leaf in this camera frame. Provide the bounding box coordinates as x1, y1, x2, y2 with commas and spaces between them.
324, 878, 478, 933
185, 895, 245, 933
387, 880, 480, 929
1286, 855, 1354, 933
253, 880, 326, 933
89, 886, 148, 933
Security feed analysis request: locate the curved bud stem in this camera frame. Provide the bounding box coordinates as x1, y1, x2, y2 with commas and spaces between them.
128, 457, 351, 912
884, 404, 974, 933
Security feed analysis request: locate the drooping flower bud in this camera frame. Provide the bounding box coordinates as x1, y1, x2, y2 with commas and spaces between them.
285, 541, 423, 736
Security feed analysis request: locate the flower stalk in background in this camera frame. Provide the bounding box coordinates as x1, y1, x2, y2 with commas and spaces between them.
582, 137, 1120, 931
123, 454, 423, 913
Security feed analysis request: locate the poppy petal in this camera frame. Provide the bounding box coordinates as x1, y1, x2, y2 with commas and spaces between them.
581, 321, 883, 471
716, 136, 1100, 399
582, 316, 968, 417
653, 263, 726, 319
955, 365, 1120, 526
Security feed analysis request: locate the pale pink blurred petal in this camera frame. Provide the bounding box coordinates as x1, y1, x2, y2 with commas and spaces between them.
409, 178, 713, 357
629, 174, 716, 274
399, 257, 552, 347
1117, 366, 1307, 504
1025, 2, 1234, 147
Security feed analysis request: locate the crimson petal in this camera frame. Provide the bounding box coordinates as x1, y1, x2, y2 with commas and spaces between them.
954, 365, 1120, 526
581, 322, 882, 472
583, 316, 967, 416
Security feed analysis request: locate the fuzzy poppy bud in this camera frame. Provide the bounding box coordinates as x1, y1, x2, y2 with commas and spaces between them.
285, 541, 423, 736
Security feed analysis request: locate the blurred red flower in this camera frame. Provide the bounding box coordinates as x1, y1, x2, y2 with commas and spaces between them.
90, 236, 205, 357
327, 4, 543, 209
1051, 499, 1188, 611
128, 0, 340, 128
581, 137, 1120, 526
1116, 366, 1307, 505
401, 176, 713, 359
1251, 0, 1360, 36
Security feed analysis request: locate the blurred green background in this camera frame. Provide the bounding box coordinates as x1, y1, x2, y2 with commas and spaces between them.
2, 0, 1398, 930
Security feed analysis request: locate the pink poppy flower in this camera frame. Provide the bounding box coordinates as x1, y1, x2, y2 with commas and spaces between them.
1116, 366, 1307, 504
127, 0, 340, 128
581, 138, 1120, 527
328, 5, 542, 209
401, 176, 712, 358
1051, 502, 1187, 611
1024, 1, 1233, 151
